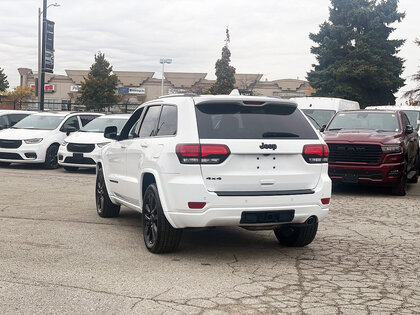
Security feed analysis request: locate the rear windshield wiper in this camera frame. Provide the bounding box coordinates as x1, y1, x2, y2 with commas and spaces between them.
305, 115, 322, 129
262, 132, 299, 138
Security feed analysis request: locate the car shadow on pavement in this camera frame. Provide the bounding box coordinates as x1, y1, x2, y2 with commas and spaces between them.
332, 182, 415, 197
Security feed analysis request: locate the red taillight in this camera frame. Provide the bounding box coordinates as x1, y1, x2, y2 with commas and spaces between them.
321, 198, 330, 205
188, 202, 206, 209
176, 144, 230, 164
302, 144, 329, 163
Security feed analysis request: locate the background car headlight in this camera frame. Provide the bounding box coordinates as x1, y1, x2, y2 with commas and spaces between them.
382, 146, 401, 153
97, 142, 111, 148
61, 141, 68, 146
24, 138, 43, 144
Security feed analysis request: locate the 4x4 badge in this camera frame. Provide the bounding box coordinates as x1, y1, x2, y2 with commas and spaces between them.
260, 142, 277, 150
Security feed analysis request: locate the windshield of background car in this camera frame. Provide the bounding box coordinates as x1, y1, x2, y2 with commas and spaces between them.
302, 109, 336, 129
403, 110, 420, 129
12, 115, 64, 130
327, 112, 400, 132
195, 102, 318, 139
81, 117, 128, 133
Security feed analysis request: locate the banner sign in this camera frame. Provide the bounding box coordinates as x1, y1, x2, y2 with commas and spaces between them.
118, 87, 146, 94
44, 20, 55, 73
31, 84, 56, 93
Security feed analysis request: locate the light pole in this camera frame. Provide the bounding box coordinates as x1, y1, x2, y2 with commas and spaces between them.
38, 1, 60, 110
160, 58, 172, 96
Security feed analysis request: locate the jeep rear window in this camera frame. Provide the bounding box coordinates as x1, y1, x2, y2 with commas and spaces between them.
195, 102, 317, 139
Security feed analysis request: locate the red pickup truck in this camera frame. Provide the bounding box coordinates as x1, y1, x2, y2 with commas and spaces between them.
322, 110, 419, 195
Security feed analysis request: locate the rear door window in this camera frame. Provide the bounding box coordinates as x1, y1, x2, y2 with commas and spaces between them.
156, 105, 177, 136
139, 106, 162, 138
195, 102, 317, 139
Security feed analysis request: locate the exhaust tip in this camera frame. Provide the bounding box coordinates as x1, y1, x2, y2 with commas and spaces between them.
306, 216, 317, 225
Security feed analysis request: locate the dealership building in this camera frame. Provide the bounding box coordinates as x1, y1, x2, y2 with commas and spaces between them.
18, 68, 314, 110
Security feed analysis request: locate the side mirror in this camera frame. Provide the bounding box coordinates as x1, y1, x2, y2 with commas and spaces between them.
320, 125, 326, 132
66, 126, 77, 136
405, 125, 414, 135
104, 126, 118, 140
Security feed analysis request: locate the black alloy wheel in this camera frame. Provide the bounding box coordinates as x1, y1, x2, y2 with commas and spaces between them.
143, 190, 158, 248
44, 144, 59, 169
95, 167, 120, 217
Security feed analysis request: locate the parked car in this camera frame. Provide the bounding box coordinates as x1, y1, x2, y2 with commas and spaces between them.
0, 110, 34, 130
95, 95, 332, 253
291, 97, 360, 130
0, 112, 102, 168
323, 110, 419, 195
58, 114, 130, 171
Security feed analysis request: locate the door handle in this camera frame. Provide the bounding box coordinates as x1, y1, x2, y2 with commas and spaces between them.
121, 144, 127, 149
141, 142, 149, 148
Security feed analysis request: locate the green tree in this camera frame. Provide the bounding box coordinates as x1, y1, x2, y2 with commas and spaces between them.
210, 28, 236, 95
404, 39, 420, 104
0, 67, 9, 92
77, 52, 120, 110
307, 0, 405, 107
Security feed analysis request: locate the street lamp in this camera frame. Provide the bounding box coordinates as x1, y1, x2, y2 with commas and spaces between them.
160, 58, 172, 96
38, 1, 60, 110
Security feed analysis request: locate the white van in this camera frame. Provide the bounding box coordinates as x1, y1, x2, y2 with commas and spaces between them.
291, 97, 360, 130
365, 105, 420, 131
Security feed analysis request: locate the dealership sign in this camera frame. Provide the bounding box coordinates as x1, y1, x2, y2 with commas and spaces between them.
30, 84, 56, 93
118, 87, 146, 94
44, 20, 55, 73
70, 85, 81, 92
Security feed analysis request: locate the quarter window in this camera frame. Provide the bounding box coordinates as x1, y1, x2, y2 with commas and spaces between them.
60, 116, 80, 132
80, 115, 98, 126
156, 105, 177, 136
139, 106, 161, 138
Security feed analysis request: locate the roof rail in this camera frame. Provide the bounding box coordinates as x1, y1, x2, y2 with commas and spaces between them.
157, 93, 199, 99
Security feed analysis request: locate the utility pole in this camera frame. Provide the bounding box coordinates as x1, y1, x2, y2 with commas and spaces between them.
37, 8, 42, 106
39, 0, 47, 111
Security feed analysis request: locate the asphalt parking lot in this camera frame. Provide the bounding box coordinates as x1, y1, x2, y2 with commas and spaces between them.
0, 165, 419, 314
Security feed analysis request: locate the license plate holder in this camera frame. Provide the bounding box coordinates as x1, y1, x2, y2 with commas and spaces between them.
73, 153, 84, 160
343, 172, 358, 183
240, 210, 295, 224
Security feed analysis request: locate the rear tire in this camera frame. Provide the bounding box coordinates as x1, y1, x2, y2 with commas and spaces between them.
0, 162, 11, 167
63, 166, 78, 172
96, 167, 120, 217
274, 220, 318, 247
408, 156, 418, 184
142, 183, 183, 253
43, 144, 59, 169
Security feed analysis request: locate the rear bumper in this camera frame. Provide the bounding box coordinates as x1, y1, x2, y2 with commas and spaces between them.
157, 169, 331, 229
328, 162, 404, 184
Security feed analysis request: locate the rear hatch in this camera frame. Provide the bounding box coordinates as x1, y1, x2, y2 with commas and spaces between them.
193, 100, 325, 194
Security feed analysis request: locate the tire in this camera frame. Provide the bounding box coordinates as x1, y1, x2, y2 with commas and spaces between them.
0, 162, 11, 167
392, 161, 408, 196
95, 167, 120, 218
274, 220, 318, 247
142, 183, 183, 253
63, 166, 78, 172
408, 155, 418, 184
43, 144, 59, 169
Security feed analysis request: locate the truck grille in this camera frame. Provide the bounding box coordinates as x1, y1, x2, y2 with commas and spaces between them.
328, 144, 382, 164
67, 143, 95, 153
0, 139, 22, 149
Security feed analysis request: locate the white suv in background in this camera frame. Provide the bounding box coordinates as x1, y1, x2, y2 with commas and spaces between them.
58, 114, 130, 171
0, 110, 34, 130
0, 112, 102, 168
96, 95, 331, 253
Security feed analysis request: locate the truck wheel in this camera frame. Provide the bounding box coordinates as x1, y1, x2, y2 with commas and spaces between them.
274, 219, 318, 247
43, 144, 59, 169
392, 163, 407, 196
96, 167, 120, 217
0, 162, 10, 167
408, 156, 418, 184
142, 183, 183, 253
63, 166, 78, 172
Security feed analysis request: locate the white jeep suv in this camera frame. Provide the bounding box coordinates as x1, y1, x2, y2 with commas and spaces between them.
0, 111, 102, 168
96, 95, 331, 253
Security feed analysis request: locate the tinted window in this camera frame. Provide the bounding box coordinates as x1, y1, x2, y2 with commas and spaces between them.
9, 114, 29, 125
13, 115, 64, 130
139, 106, 161, 138
156, 105, 177, 136
119, 108, 144, 140
0, 115, 9, 128
301, 109, 335, 130
80, 115, 98, 126
403, 110, 420, 129
401, 113, 409, 128
195, 102, 317, 139
60, 116, 80, 132
328, 112, 400, 132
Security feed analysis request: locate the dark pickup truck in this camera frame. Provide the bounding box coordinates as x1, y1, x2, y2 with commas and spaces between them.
322, 110, 419, 195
